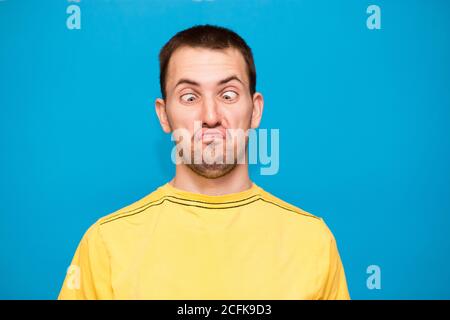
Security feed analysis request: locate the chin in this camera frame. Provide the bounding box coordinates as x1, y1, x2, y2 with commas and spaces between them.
187, 163, 236, 179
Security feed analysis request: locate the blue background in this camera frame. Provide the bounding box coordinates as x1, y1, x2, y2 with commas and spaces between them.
1, 0, 449, 299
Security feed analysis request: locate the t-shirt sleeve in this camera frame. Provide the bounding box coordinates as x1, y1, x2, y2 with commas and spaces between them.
319, 218, 351, 300
58, 222, 113, 300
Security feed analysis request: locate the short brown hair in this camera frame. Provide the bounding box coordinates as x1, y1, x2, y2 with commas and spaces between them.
158, 24, 256, 100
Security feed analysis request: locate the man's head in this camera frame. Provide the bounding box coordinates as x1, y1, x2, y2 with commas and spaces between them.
155, 25, 264, 179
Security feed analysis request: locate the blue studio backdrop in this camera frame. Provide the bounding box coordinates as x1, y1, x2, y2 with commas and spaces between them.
1, 0, 449, 299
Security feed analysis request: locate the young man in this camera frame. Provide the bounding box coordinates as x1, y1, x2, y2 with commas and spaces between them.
58, 25, 350, 300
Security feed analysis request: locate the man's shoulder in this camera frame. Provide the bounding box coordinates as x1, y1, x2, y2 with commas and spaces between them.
256, 185, 322, 221
95, 185, 165, 226
256, 186, 335, 243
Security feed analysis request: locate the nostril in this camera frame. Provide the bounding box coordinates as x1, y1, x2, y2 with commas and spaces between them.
202, 113, 221, 127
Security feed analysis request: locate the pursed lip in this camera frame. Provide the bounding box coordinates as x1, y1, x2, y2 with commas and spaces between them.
194, 127, 227, 143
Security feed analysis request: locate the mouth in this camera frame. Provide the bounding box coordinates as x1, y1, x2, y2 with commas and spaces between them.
196, 128, 226, 144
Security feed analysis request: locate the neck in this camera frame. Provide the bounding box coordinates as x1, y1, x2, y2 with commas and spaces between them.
170, 164, 252, 196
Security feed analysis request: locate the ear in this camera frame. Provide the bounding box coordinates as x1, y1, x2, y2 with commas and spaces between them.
250, 92, 264, 129
155, 98, 172, 133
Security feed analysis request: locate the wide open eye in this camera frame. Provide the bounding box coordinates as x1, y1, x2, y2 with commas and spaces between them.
221, 90, 238, 102
180, 93, 198, 104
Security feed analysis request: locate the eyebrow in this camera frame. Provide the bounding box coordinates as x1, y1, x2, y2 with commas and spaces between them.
173, 75, 244, 90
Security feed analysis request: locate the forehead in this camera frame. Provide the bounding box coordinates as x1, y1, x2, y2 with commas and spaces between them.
166, 46, 249, 88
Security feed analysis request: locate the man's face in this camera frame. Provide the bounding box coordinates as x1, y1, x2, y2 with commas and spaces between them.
156, 46, 263, 179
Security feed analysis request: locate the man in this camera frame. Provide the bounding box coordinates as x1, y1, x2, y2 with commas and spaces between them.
58, 25, 350, 300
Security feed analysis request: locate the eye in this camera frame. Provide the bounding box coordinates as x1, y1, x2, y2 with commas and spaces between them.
221, 90, 238, 102
180, 93, 198, 104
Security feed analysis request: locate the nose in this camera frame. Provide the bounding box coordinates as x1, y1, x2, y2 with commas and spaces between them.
201, 96, 221, 127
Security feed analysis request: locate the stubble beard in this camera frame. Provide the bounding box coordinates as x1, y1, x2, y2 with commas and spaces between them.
182, 138, 247, 179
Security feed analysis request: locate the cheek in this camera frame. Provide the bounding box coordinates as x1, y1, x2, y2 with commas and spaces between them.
222, 102, 254, 129
167, 104, 200, 132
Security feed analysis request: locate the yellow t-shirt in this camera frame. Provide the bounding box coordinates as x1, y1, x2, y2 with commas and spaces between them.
58, 182, 350, 300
